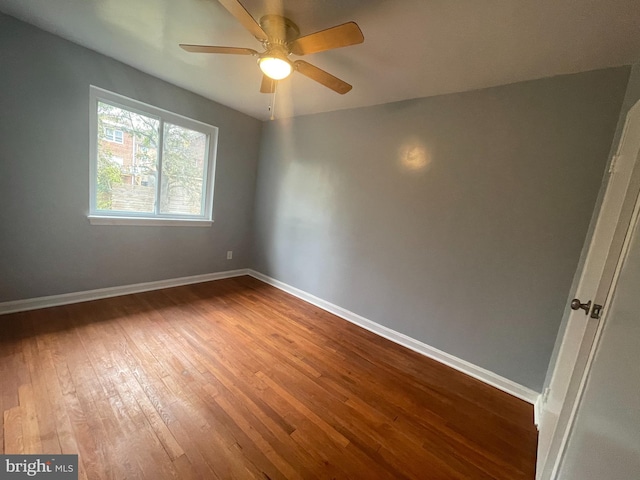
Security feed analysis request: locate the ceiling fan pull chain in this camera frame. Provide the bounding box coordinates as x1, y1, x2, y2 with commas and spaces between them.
270, 83, 277, 121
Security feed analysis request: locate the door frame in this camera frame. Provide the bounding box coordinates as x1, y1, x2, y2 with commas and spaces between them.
537, 99, 640, 479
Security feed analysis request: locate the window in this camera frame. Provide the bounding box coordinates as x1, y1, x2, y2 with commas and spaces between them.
89, 86, 218, 226
104, 128, 124, 144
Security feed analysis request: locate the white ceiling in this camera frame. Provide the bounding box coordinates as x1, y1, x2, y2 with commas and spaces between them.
1, 0, 640, 120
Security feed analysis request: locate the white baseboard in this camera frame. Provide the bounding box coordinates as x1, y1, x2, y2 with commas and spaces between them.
249, 270, 540, 405
0, 267, 541, 406
0, 269, 250, 315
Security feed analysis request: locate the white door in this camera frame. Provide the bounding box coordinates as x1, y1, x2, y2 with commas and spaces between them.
557, 165, 640, 479
537, 99, 640, 479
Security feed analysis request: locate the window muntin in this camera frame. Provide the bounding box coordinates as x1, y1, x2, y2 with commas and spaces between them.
89, 87, 217, 224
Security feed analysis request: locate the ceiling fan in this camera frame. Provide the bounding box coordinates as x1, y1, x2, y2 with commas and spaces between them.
179, 0, 364, 94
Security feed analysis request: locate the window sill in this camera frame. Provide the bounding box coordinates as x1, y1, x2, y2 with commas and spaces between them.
88, 215, 213, 227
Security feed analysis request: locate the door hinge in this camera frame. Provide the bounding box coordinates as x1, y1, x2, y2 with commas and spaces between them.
542, 387, 550, 404
609, 155, 620, 174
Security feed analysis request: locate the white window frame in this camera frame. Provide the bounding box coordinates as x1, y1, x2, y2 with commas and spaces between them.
104, 127, 124, 144
88, 86, 218, 226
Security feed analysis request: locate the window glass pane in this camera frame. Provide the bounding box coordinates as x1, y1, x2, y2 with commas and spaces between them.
160, 123, 207, 215
96, 101, 159, 213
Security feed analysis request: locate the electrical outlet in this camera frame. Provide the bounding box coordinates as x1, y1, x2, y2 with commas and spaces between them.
226, 251, 233, 260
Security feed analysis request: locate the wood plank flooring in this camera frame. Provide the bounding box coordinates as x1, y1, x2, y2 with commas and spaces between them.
0, 276, 537, 479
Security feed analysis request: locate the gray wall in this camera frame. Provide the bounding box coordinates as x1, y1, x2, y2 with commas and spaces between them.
0, 14, 262, 301
252, 68, 629, 391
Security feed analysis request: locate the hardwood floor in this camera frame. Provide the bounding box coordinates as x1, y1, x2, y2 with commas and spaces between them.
0, 276, 537, 479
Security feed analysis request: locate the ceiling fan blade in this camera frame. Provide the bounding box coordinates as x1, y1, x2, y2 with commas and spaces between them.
180, 44, 258, 55
218, 0, 268, 42
260, 75, 276, 94
294, 60, 352, 94
290, 22, 364, 56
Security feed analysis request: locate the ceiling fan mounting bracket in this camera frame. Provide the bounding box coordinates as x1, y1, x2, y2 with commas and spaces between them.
259, 15, 300, 45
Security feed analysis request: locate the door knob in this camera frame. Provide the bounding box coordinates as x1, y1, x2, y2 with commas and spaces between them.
570, 298, 591, 315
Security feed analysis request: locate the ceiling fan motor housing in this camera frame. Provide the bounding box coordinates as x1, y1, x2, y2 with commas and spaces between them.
259, 15, 300, 45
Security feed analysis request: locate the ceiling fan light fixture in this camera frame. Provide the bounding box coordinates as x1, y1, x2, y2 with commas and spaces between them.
259, 56, 292, 80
